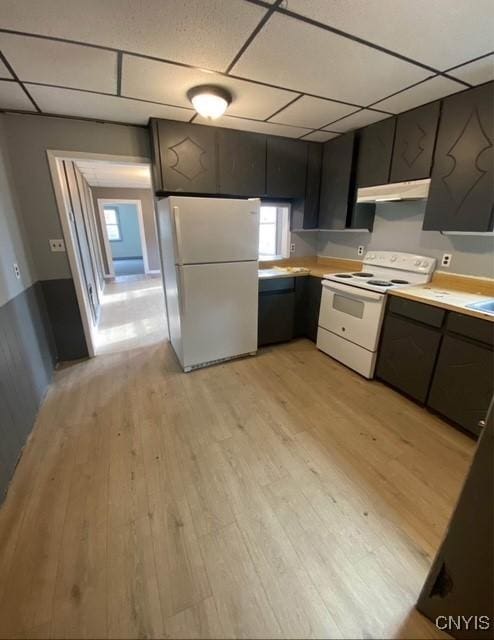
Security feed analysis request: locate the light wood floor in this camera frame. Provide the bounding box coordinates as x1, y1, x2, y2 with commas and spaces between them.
0, 337, 474, 639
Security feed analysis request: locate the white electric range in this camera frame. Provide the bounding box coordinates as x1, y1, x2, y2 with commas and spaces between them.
317, 251, 436, 378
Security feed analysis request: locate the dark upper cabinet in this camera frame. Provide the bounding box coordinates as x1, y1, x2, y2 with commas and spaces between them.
356, 116, 396, 188
156, 120, 217, 194
390, 101, 440, 182
218, 129, 266, 196
376, 311, 443, 403
319, 132, 355, 229
291, 142, 322, 229
423, 82, 494, 232
266, 137, 307, 198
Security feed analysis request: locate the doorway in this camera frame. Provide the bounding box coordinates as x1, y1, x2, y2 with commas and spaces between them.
47, 150, 168, 357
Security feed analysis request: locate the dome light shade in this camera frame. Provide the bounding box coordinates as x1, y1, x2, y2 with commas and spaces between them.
187, 85, 232, 120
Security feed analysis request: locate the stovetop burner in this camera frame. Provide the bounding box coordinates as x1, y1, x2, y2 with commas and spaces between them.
353, 272, 374, 277
367, 280, 393, 287
390, 279, 410, 284
334, 273, 353, 278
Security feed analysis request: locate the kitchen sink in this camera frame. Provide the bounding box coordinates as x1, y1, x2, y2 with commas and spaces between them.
465, 299, 494, 314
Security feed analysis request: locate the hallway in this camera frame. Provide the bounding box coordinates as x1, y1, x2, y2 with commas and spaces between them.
95, 275, 167, 355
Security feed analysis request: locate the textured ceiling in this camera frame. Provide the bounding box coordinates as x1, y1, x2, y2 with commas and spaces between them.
0, 0, 492, 140
76, 160, 152, 189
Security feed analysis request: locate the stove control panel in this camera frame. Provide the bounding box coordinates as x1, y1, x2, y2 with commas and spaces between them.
364, 251, 436, 274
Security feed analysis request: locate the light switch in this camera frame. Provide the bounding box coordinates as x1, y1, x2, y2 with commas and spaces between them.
49, 239, 66, 252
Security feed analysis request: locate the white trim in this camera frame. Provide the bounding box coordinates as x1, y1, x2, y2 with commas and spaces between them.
46, 152, 97, 357
46, 149, 154, 359
97, 198, 150, 274
97, 201, 116, 277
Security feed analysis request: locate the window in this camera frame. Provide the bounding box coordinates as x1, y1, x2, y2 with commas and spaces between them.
104, 207, 121, 241
258, 203, 290, 260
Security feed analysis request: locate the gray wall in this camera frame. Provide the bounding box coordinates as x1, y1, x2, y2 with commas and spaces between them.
0, 118, 36, 306
290, 230, 318, 258
318, 201, 494, 278
107, 203, 143, 259
3, 113, 150, 282
92, 187, 160, 271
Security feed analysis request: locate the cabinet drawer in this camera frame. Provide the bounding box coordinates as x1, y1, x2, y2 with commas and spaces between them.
259, 277, 295, 293
446, 312, 494, 347
428, 335, 493, 435
389, 296, 445, 327
376, 314, 442, 403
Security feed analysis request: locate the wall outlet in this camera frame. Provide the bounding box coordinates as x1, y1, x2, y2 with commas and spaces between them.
49, 239, 66, 252
290, 243, 295, 253
13, 263, 20, 279
441, 253, 452, 267
357, 245, 365, 256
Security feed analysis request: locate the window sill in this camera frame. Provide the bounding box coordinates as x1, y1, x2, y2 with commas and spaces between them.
259, 255, 285, 262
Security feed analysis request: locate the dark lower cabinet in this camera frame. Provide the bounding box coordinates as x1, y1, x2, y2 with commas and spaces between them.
295, 276, 322, 342
218, 128, 266, 196
258, 278, 296, 346
423, 81, 494, 232
376, 313, 442, 403
258, 275, 322, 346
428, 335, 493, 436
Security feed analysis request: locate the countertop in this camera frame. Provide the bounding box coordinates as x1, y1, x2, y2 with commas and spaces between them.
389, 286, 494, 322
258, 267, 311, 280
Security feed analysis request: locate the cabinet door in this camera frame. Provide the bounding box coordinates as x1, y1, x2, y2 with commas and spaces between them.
157, 120, 217, 193
258, 291, 295, 346
423, 82, 494, 231
319, 132, 355, 229
291, 143, 322, 230
218, 129, 266, 196
428, 335, 493, 435
356, 117, 396, 188
294, 276, 322, 342
390, 101, 440, 182
376, 314, 442, 402
266, 137, 307, 198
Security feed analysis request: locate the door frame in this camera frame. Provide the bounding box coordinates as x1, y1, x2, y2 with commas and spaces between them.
97, 198, 150, 277
46, 149, 151, 357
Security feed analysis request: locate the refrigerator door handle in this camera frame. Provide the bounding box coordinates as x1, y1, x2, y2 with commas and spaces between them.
172, 206, 183, 265
176, 266, 186, 316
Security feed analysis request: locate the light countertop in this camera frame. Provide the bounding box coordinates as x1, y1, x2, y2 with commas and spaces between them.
390, 286, 494, 322
258, 267, 311, 279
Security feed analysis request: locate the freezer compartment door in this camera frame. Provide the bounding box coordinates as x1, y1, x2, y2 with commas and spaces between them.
171, 196, 260, 264
180, 261, 258, 368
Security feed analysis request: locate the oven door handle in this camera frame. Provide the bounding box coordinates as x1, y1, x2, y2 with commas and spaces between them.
322, 280, 383, 302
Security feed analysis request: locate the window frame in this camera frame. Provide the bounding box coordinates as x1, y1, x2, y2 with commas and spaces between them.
103, 207, 122, 242
258, 202, 291, 261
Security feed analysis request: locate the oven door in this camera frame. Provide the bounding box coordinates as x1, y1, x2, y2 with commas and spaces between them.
318, 280, 385, 351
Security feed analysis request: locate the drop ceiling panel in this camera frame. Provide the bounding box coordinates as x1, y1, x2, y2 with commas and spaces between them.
0, 0, 266, 71
270, 95, 357, 128
232, 13, 430, 105
302, 130, 340, 143
0, 33, 117, 93
0, 80, 34, 110
194, 114, 310, 138
122, 55, 296, 120
0, 59, 12, 79
323, 109, 390, 133
449, 55, 494, 86
286, 0, 494, 70
26, 85, 193, 125
77, 161, 151, 188
371, 76, 465, 114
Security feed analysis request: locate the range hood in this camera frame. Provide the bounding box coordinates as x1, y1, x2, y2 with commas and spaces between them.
357, 178, 430, 203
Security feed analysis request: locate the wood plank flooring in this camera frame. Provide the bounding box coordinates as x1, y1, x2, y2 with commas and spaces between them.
0, 338, 474, 639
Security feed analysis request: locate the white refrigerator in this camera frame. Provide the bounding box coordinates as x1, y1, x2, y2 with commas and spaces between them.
157, 196, 260, 372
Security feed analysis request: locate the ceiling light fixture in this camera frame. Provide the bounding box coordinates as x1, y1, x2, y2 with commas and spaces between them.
187, 85, 232, 120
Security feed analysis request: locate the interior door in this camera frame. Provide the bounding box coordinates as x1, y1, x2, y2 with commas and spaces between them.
180, 261, 258, 368
171, 197, 260, 264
